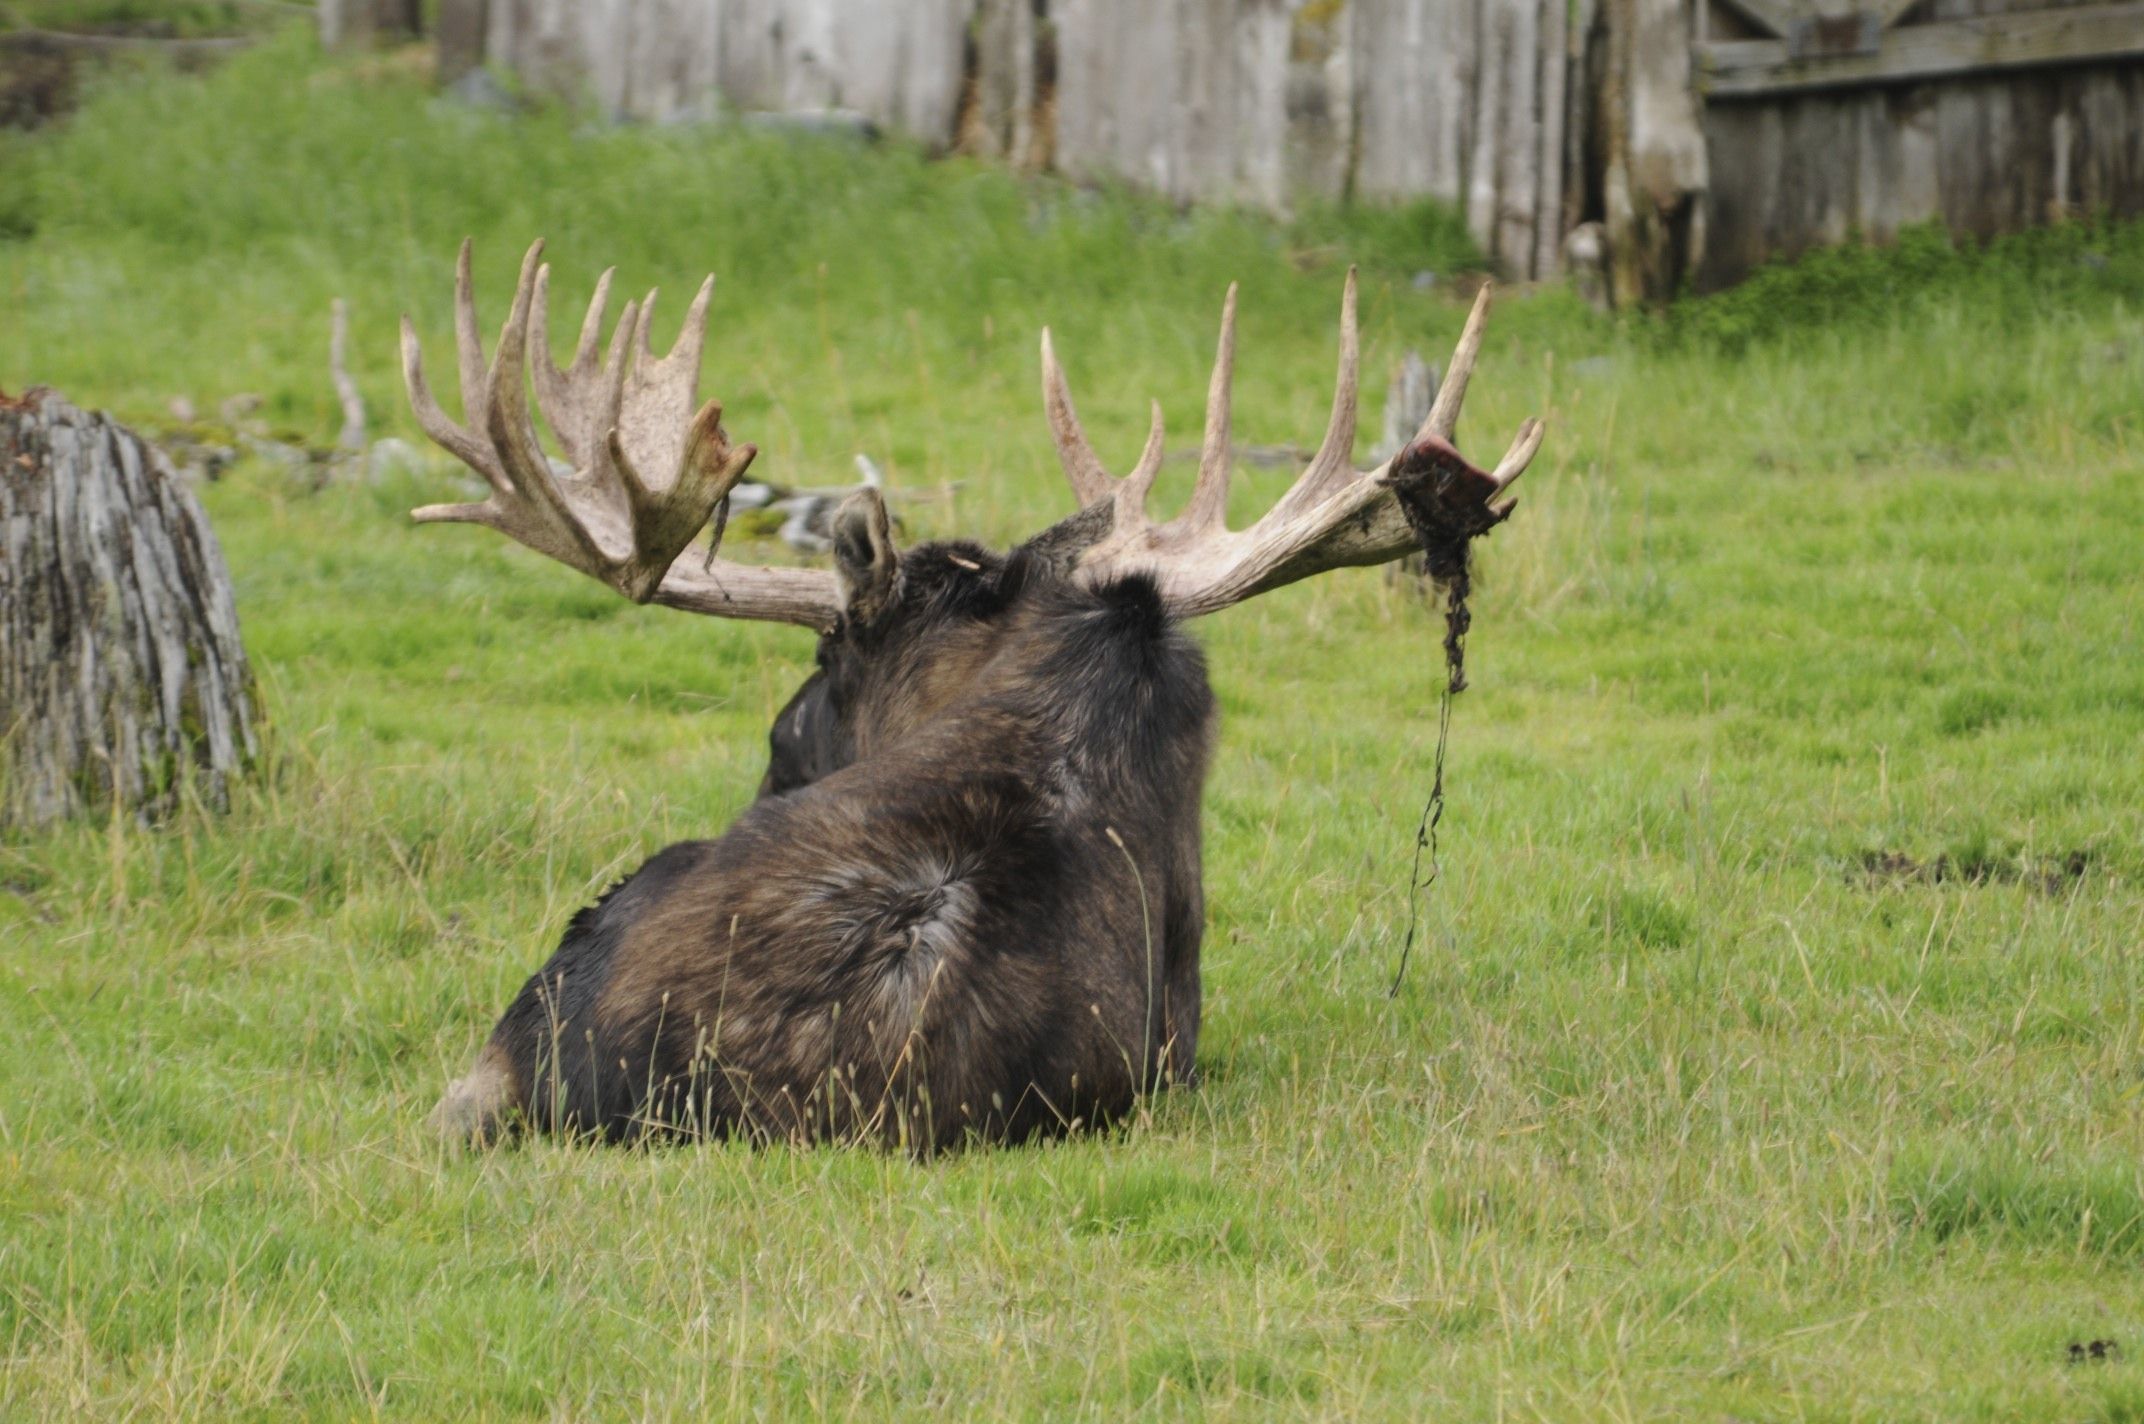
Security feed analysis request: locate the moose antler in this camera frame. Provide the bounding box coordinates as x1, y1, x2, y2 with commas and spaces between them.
1040, 272, 1541, 617
401, 240, 843, 629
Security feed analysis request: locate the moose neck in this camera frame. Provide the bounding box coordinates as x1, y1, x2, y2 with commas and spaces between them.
859, 568, 1217, 840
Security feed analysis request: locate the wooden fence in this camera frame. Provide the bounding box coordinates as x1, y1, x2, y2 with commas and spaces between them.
1690, 0, 2144, 289
422, 0, 2144, 297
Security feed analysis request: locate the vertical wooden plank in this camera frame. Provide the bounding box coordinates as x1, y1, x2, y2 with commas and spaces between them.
478, 0, 510, 81
1565, 0, 1599, 237
1235, 0, 1292, 210
1933, 80, 1981, 240
1851, 91, 1883, 238
1008, 0, 1037, 166
1496, 0, 1541, 276
1465, 0, 1504, 257
1353, 0, 1470, 206
1284, 0, 1352, 204
437, 0, 487, 80
619, 0, 720, 122
2049, 104, 2074, 220
966, 0, 1029, 160
1819, 101, 1851, 248
1347, 0, 1397, 195
2006, 79, 2051, 227
779, 0, 841, 113
2074, 65, 2144, 219
1440, 0, 1477, 199
1533, 0, 1568, 278
585, 0, 630, 118
1056, 0, 1181, 194
1892, 85, 1940, 233
1129, 0, 1183, 192
1176, 0, 1232, 203
1604, 0, 1706, 303
847, 0, 970, 142
1048, 0, 1098, 181
714, 0, 779, 113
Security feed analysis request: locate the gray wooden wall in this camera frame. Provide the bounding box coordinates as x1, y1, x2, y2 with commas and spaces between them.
433, 0, 2144, 296
458, 0, 973, 139
441, 0, 1577, 281
1689, 0, 2144, 287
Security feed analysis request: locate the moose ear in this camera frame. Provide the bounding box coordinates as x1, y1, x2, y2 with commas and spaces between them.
831, 488, 899, 626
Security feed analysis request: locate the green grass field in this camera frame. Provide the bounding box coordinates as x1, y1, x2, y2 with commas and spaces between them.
3, 35, 2143, 1421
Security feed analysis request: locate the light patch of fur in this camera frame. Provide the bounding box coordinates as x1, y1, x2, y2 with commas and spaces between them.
428, 1042, 517, 1147
878, 872, 978, 1022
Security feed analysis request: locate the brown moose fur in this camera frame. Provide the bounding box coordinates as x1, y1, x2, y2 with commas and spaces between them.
433, 493, 1215, 1151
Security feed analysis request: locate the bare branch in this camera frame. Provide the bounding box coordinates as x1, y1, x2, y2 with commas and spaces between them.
329, 298, 367, 454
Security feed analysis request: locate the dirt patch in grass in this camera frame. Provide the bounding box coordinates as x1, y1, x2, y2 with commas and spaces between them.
2071, 1339, 2123, 1365
1856, 847, 2093, 895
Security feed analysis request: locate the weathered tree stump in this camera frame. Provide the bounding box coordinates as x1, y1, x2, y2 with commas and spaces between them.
0, 388, 258, 830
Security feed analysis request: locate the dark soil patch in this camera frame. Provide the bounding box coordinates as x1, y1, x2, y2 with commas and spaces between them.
2069, 1338, 2121, 1365
1857, 847, 2093, 896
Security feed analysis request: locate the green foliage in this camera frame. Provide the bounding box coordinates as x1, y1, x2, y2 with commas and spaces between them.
1892, 1144, 2144, 1255
1597, 880, 1693, 952
2, 36, 2143, 1423
0, 127, 36, 238
1285, 194, 1482, 279
1661, 219, 2144, 354
0, 1, 290, 37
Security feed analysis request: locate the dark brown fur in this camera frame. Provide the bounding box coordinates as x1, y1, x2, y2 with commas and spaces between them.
435, 497, 1214, 1151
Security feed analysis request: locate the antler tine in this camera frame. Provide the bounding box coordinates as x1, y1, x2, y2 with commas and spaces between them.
1492, 416, 1545, 490
1309, 267, 1359, 483
1040, 328, 1116, 508
529, 261, 555, 367
485, 242, 608, 569
453, 237, 488, 426
491, 241, 553, 474
602, 296, 637, 424
1122, 399, 1166, 513
1182, 284, 1237, 532
1266, 267, 1359, 523
530, 262, 610, 468
668, 276, 715, 369
576, 267, 616, 366
1419, 283, 1492, 442
638, 287, 662, 362
400, 313, 509, 496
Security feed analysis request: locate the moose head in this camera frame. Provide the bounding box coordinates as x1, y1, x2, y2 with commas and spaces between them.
405, 241, 1539, 1151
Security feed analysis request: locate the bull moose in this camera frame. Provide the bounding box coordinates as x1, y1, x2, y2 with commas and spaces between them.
405, 241, 1540, 1150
